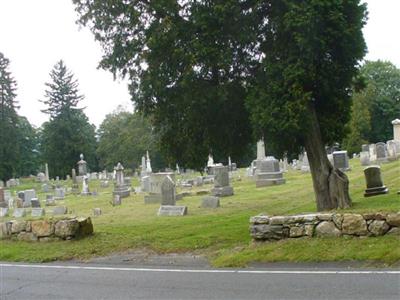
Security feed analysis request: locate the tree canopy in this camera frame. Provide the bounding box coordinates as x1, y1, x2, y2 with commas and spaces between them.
40, 60, 97, 178
73, 0, 367, 210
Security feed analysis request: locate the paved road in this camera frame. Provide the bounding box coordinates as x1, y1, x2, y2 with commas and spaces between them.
1, 263, 399, 300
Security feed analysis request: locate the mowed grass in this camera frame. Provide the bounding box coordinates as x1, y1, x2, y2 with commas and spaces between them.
1, 159, 399, 267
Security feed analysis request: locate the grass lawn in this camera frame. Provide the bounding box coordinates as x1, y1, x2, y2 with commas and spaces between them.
1, 159, 399, 267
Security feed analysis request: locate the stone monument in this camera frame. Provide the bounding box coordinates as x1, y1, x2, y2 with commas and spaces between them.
211, 166, 234, 196
392, 118, 400, 141
161, 176, 176, 206
81, 175, 91, 196
113, 162, 130, 198
332, 150, 350, 171
71, 168, 79, 194
375, 142, 387, 163
146, 151, 152, 173
255, 156, 286, 187
77, 153, 88, 176
363, 166, 389, 197
359, 151, 370, 166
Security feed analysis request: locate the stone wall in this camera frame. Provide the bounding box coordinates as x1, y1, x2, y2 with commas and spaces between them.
0, 217, 93, 242
250, 212, 400, 241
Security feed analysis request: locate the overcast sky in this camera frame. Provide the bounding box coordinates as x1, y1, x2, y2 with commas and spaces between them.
0, 0, 399, 128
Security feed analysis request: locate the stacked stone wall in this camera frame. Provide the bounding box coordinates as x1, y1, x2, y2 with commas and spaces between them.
250, 212, 400, 241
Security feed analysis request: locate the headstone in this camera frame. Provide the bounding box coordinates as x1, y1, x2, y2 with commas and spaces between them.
161, 176, 176, 206
255, 157, 286, 188
100, 180, 109, 188
37, 172, 46, 182
300, 152, 310, 172
361, 144, 369, 152
53, 206, 68, 215
113, 163, 130, 198
23, 189, 36, 206
146, 151, 152, 173
201, 196, 220, 208
54, 187, 65, 200
42, 183, 50, 193
13, 208, 26, 218
45, 163, 49, 181
71, 168, 79, 193
360, 151, 370, 166
18, 191, 25, 201
141, 155, 147, 177
45, 195, 56, 206
141, 176, 150, 193
14, 198, 23, 208
81, 176, 91, 195
392, 118, 400, 141
211, 166, 234, 196
31, 198, 41, 208
375, 142, 387, 162
332, 151, 350, 171
31, 208, 45, 217
158, 205, 187, 216
369, 144, 377, 162
256, 139, 266, 160
0, 207, 9, 217
363, 166, 389, 197
93, 207, 102, 216
207, 154, 214, 167
111, 195, 122, 206
77, 153, 88, 176
90, 172, 98, 180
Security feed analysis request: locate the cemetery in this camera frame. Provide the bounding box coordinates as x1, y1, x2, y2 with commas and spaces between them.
0, 152, 399, 267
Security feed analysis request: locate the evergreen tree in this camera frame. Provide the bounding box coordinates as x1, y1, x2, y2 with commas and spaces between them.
40, 60, 97, 178
0, 52, 20, 181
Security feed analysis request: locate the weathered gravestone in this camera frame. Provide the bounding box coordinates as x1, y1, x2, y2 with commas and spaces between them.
54, 187, 65, 200
93, 207, 102, 216
0, 207, 9, 217
45, 195, 56, 206
211, 166, 234, 196
332, 151, 350, 171
158, 205, 187, 216
24, 189, 36, 206
100, 180, 109, 188
53, 206, 68, 215
77, 153, 88, 176
31, 208, 45, 217
361, 144, 369, 152
201, 196, 220, 208
392, 118, 400, 141
369, 144, 377, 162
111, 195, 122, 206
113, 163, 130, 198
81, 176, 91, 196
359, 151, 369, 166
144, 173, 175, 204
42, 183, 50, 193
14, 198, 23, 208
71, 168, 79, 194
363, 166, 389, 197
386, 140, 398, 161
255, 157, 285, 188
13, 208, 26, 218
161, 176, 176, 206
300, 152, 310, 172
141, 176, 150, 193
375, 142, 387, 163
31, 198, 41, 208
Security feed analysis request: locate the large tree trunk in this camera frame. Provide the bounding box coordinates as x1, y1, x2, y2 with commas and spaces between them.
304, 104, 352, 211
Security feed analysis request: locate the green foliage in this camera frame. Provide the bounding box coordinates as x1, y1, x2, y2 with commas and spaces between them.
0, 52, 20, 181
97, 108, 165, 171
40, 60, 97, 178
246, 0, 367, 156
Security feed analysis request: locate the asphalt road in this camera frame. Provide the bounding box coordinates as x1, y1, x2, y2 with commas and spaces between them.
1, 263, 399, 300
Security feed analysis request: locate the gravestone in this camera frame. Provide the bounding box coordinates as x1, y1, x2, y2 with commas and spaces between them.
144, 173, 175, 204
141, 176, 150, 193
255, 157, 286, 188
256, 139, 266, 160
111, 195, 122, 206
332, 151, 350, 171
81, 176, 91, 196
375, 142, 387, 163
161, 176, 176, 206
300, 152, 310, 172
90, 172, 98, 180
93, 208, 102, 216
146, 151, 153, 173
360, 151, 370, 166
54, 187, 65, 200
71, 168, 79, 194
45, 163, 49, 181
77, 153, 88, 176
201, 196, 220, 208
158, 205, 187, 216
13, 208, 26, 218
361, 144, 369, 152
24, 189, 36, 206
100, 180, 109, 188
31, 198, 41, 208
369, 144, 377, 162
46, 195, 56, 206
0, 207, 9, 217
0, 180, 3, 188
327, 154, 334, 165
31, 208, 45, 217
113, 163, 130, 198
14, 198, 23, 208
53, 206, 68, 215
211, 166, 234, 196
42, 183, 50, 193
392, 118, 400, 141
37, 172, 46, 182
363, 166, 389, 197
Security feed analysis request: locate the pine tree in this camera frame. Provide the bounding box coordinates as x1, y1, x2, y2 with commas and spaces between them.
40, 60, 97, 178
0, 52, 20, 181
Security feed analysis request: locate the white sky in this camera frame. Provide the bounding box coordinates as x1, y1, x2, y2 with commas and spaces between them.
0, 0, 399, 128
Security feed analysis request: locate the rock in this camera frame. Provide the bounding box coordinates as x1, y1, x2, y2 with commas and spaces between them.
317, 213, 333, 221
386, 212, 400, 227
17, 232, 38, 242
250, 215, 270, 224
342, 214, 368, 236
304, 224, 314, 237
201, 196, 220, 208
269, 216, 289, 225
0, 222, 12, 239
289, 226, 305, 237
39, 237, 61, 242
362, 212, 386, 221
31, 220, 54, 237
55, 219, 79, 239
77, 217, 93, 236
332, 214, 343, 230
315, 221, 341, 237
250, 224, 289, 240
386, 227, 400, 236
11, 220, 28, 233
368, 220, 390, 236
93, 208, 102, 216
52, 206, 68, 215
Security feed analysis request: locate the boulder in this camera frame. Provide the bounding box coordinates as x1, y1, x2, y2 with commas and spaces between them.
55, 219, 79, 239
250, 224, 289, 240
386, 227, 400, 236
332, 214, 344, 230
289, 226, 305, 238
0, 222, 12, 239
315, 221, 341, 237
386, 212, 400, 227
17, 232, 38, 242
250, 215, 270, 224
342, 214, 368, 236
77, 217, 93, 236
11, 220, 28, 234
368, 220, 390, 236
31, 220, 54, 237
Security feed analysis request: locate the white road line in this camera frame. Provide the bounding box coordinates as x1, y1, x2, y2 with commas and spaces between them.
0, 263, 399, 274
